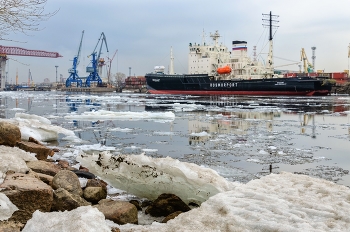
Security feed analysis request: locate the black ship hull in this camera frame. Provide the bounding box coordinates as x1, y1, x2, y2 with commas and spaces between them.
145, 73, 332, 96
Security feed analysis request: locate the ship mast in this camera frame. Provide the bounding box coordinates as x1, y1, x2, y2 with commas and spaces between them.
262, 11, 279, 78
210, 30, 220, 47
201, 29, 206, 45
169, 46, 174, 74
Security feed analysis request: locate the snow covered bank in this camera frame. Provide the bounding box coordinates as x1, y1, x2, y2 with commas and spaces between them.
117, 172, 350, 231
22, 206, 111, 232
18, 172, 350, 232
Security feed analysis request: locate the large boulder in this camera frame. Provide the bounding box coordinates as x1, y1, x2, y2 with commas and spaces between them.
145, 193, 191, 217
94, 199, 138, 225
51, 188, 90, 212
0, 172, 53, 224
82, 179, 108, 204
16, 141, 54, 160
162, 211, 183, 223
52, 170, 83, 196
86, 178, 108, 189
0, 121, 21, 147
83, 187, 107, 204
26, 160, 61, 176
34, 172, 54, 186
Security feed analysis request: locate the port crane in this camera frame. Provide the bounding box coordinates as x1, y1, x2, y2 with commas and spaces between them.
28, 69, 34, 87
85, 32, 109, 87
66, 30, 84, 87
107, 49, 117, 85
300, 48, 314, 73
0, 45, 62, 89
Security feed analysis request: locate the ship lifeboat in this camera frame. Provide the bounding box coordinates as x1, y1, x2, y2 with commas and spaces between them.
217, 66, 232, 74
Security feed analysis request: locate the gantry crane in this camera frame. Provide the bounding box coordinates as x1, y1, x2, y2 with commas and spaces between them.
107, 49, 117, 85
0, 45, 62, 89
300, 48, 314, 73
66, 30, 84, 87
85, 32, 109, 87
28, 69, 34, 87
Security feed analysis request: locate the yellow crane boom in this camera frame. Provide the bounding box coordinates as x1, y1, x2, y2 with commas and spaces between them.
300, 48, 314, 73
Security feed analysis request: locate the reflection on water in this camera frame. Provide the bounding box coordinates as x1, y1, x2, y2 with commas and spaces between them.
299, 113, 316, 138
188, 111, 279, 145
1, 92, 350, 187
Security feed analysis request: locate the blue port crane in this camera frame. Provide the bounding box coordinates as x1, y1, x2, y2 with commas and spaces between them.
66, 30, 85, 87
85, 32, 109, 87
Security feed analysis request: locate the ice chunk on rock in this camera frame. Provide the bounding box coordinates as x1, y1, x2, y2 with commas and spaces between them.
4, 113, 76, 142
77, 151, 237, 205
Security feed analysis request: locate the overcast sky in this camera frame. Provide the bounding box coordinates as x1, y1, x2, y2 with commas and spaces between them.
2, 0, 350, 84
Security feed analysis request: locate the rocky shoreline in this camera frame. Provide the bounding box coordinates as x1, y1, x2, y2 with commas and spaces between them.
0, 121, 192, 231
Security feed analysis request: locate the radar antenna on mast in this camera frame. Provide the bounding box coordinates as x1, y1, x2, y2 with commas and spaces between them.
262, 11, 279, 78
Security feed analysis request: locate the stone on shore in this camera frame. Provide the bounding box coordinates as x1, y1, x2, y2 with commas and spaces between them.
16, 141, 55, 160
86, 178, 108, 191
161, 211, 183, 223
52, 170, 83, 196
0, 172, 53, 224
145, 193, 191, 217
51, 188, 91, 212
26, 160, 61, 176
83, 186, 107, 204
0, 121, 21, 147
94, 199, 138, 225
0, 221, 23, 232
34, 172, 54, 186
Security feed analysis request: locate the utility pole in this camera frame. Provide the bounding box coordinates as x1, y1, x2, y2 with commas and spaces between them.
55, 65, 58, 84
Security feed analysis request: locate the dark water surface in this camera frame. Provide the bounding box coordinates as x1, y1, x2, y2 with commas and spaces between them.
1, 91, 350, 187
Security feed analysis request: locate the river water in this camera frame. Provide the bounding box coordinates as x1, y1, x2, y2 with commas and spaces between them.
1, 91, 350, 187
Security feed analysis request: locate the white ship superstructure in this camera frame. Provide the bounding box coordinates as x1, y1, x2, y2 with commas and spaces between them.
188, 30, 273, 80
